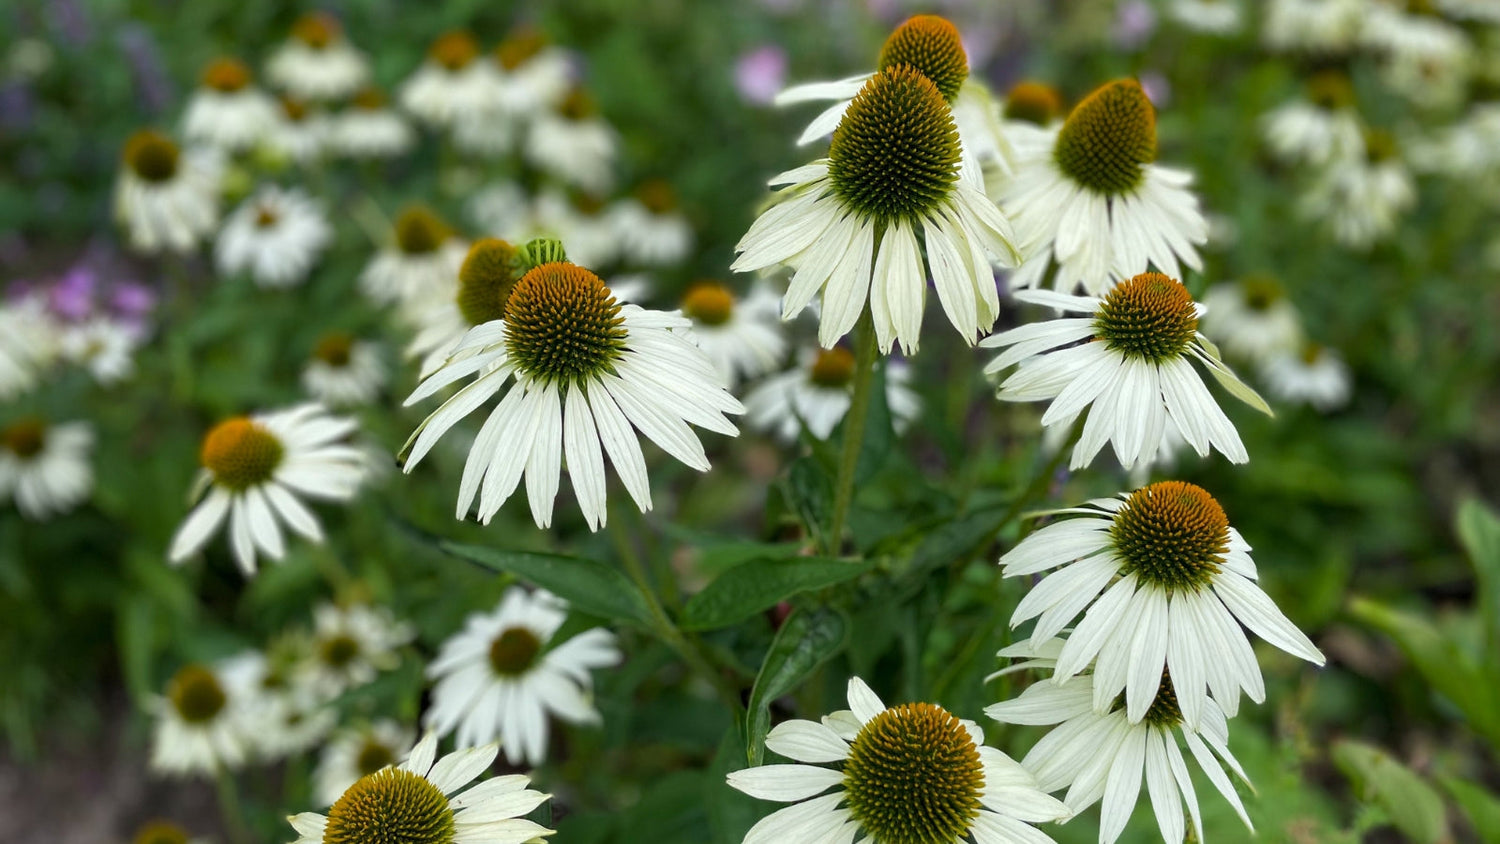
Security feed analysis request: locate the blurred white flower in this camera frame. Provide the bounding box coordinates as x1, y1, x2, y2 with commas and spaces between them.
149, 661, 256, 777
182, 57, 278, 152
332, 87, 415, 159
491, 27, 573, 117
265, 12, 369, 102
313, 720, 417, 807
744, 348, 921, 442
1299, 130, 1415, 250
406, 238, 521, 378
0, 417, 93, 520
219, 648, 336, 762
113, 130, 220, 255
609, 181, 693, 267
60, 317, 140, 385
1260, 342, 1352, 411
1168, 0, 1243, 35
303, 603, 416, 698
216, 185, 331, 288
264, 97, 330, 165
523, 88, 617, 195
1261, 72, 1363, 167
1263, 0, 1364, 53
399, 31, 500, 129
680, 281, 787, 388
1361, 4, 1474, 111
1199, 275, 1303, 364
0, 298, 59, 399
302, 333, 387, 408
359, 205, 467, 308
424, 588, 620, 765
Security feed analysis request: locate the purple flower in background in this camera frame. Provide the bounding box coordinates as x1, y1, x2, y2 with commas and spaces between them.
50, 266, 97, 321
0, 82, 35, 131
1113, 0, 1157, 50
734, 45, 787, 105
48, 0, 94, 47
116, 24, 173, 114
110, 281, 157, 320
1139, 71, 1171, 108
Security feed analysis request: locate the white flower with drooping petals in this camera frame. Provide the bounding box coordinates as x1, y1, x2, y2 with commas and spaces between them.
265, 98, 330, 165
1260, 343, 1352, 411
332, 87, 415, 158
183, 58, 278, 152
314, 721, 417, 807
302, 602, 416, 698
678, 281, 787, 388
0, 298, 59, 400
265, 13, 370, 102
1198, 276, 1303, 364
301, 333, 387, 408
1299, 131, 1415, 250
608, 182, 693, 268
523, 89, 618, 195
406, 238, 522, 379
1263, 0, 1364, 53
745, 349, 921, 442
216, 185, 332, 288
491, 28, 574, 117
399, 31, 501, 129
60, 317, 141, 386
113, 131, 220, 255
0, 418, 93, 520
359, 205, 468, 308
1261, 72, 1363, 167
149, 660, 257, 777
1168, 0, 1243, 34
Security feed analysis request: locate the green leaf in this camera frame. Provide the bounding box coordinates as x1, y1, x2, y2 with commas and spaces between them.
1456, 498, 1500, 663
744, 606, 846, 766
439, 542, 652, 626
1332, 739, 1450, 844
680, 556, 873, 631
786, 457, 832, 549
1197, 339, 1274, 416
1443, 777, 1500, 844
707, 728, 764, 844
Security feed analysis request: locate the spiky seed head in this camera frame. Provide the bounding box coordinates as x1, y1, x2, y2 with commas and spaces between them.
842, 702, 985, 844
456, 238, 521, 327
558, 87, 597, 120
1005, 81, 1064, 125
324, 768, 456, 844
200, 417, 284, 491
1053, 78, 1157, 196
1110, 481, 1230, 592
681, 282, 735, 326
201, 57, 252, 92
809, 347, 856, 388
503, 262, 627, 386
133, 821, 190, 844
292, 12, 341, 49
635, 178, 678, 214
495, 26, 548, 70
1093, 272, 1199, 363
393, 205, 450, 255
167, 663, 227, 724
1306, 70, 1355, 111
356, 739, 396, 776
429, 31, 479, 71
314, 332, 355, 367
1239, 273, 1284, 311
2, 417, 46, 459
877, 15, 969, 102
351, 86, 387, 110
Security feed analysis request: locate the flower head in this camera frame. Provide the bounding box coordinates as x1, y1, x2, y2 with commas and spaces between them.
114, 129, 220, 254
0, 417, 93, 520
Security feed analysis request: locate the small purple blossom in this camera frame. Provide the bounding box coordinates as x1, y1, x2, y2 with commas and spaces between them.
1139, 71, 1171, 108
734, 46, 788, 106
1113, 0, 1157, 50
50, 267, 97, 321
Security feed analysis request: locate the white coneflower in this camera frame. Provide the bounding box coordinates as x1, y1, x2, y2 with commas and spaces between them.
314, 721, 417, 807
149, 661, 254, 776
167, 404, 365, 575
406, 238, 522, 378
491, 26, 573, 117
744, 347, 921, 442
0, 417, 93, 520
399, 31, 500, 129
609, 180, 693, 267
680, 281, 787, 388
265, 97, 329, 165
776, 15, 1014, 182
1260, 342, 1352, 411
182, 57, 278, 152
1299, 129, 1416, 250
265, 12, 369, 102
1198, 274, 1303, 363
288, 732, 556, 844
728, 676, 1070, 844
216, 185, 331, 288
302, 332, 387, 408
113, 130, 220, 254
998, 81, 1064, 164
60, 317, 140, 386
220, 648, 336, 762
1167, 0, 1243, 35
982, 273, 1267, 470
1261, 71, 1364, 167
1263, 0, 1364, 53
425, 588, 620, 765
1000, 480, 1325, 726
736, 66, 1021, 353
1362, 3, 1474, 110
360, 204, 468, 308
332, 87, 415, 159
303, 602, 416, 697
1003, 78, 1208, 295
0, 298, 57, 399
467, 186, 620, 269
987, 642, 1251, 844
523, 88, 618, 195
1409, 102, 1500, 179
402, 255, 744, 530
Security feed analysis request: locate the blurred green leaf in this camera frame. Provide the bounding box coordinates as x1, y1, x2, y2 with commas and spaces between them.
1443, 777, 1500, 844
439, 542, 652, 626
1456, 498, 1500, 664
744, 606, 846, 766
680, 556, 872, 631
1332, 739, 1450, 844
786, 457, 832, 551
707, 728, 763, 844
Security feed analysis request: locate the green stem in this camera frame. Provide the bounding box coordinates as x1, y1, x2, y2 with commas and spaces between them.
214, 764, 250, 844
825, 310, 878, 556
988, 421, 1082, 549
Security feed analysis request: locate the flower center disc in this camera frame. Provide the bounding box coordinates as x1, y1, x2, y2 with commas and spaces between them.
1005, 81, 1063, 125
496, 27, 548, 70
201, 417, 285, 491
559, 88, 597, 120
1307, 70, 1354, 111
281, 97, 308, 123
353, 87, 387, 111
202, 57, 251, 93
488, 626, 542, 676
133, 820, 190, 844
1093, 272, 1199, 362
1363, 129, 1397, 165
1143, 671, 1183, 728
503, 262, 627, 386
124, 130, 180, 183
394, 206, 450, 255
430, 31, 479, 71
829, 65, 960, 225
877, 15, 969, 103
2, 417, 46, 459
842, 702, 984, 844
1110, 481, 1229, 592
325, 768, 456, 844
681, 282, 735, 326
292, 12, 340, 49
635, 179, 678, 214
357, 740, 396, 776
320, 633, 362, 668
314, 332, 355, 367
255, 206, 280, 228
1239, 273, 1283, 311
167, 664, 227, 724
456, 238, 520, 327
809, 347, 856, 388
1053, 78, 1157, 196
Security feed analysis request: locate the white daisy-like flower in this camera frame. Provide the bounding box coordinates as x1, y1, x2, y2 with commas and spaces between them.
1261, 71, 1364, 167
402, 256, 744, 530
467, 181, 533, 242
288, 732, 556, 844
399, 31, 501, 129
999, 480, 1325, 727
987, 641, 1251, 844
219, 648, 337, 763
1409, 103, 1500, 180
466, 186, 620, 269
728, 676, 1070, 844
60, 317, 139, 385
736, 65, 1021, 353
265, 12, 370, 102
1260, 342, 1352, 411
148, 661, 255, 777
302, 602, 416, 698
1361, 4, 1474, 110
679, 281, 787, 388
216, 185, 331, 288
523, 88, 618, 195
314, 721, 418, 807
1263, 0, 1365, 53
1436, 0, 1500, 23
1003, 78, 1208, 295
0, 417, 93, 520
302, 332, 388, 408
745, 347, 921, 442
491, 26, 574, 117
182, 57, 278, 152
113, 130, 220, 254
332, 86, 415, 158
998, 81, 1064, 165
265, 97, 329, 165
1198, 275, 1303, 363
982, 273, 1268, 470
407, 238, 522, 378
1299, 130, 1416, 250
425, 588, 620, 765
0, 298, 58, 400
1167, 0, 1243, 34
167, 404, 365, 575
360, 204, 468, 308
608, 180, 693, 267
